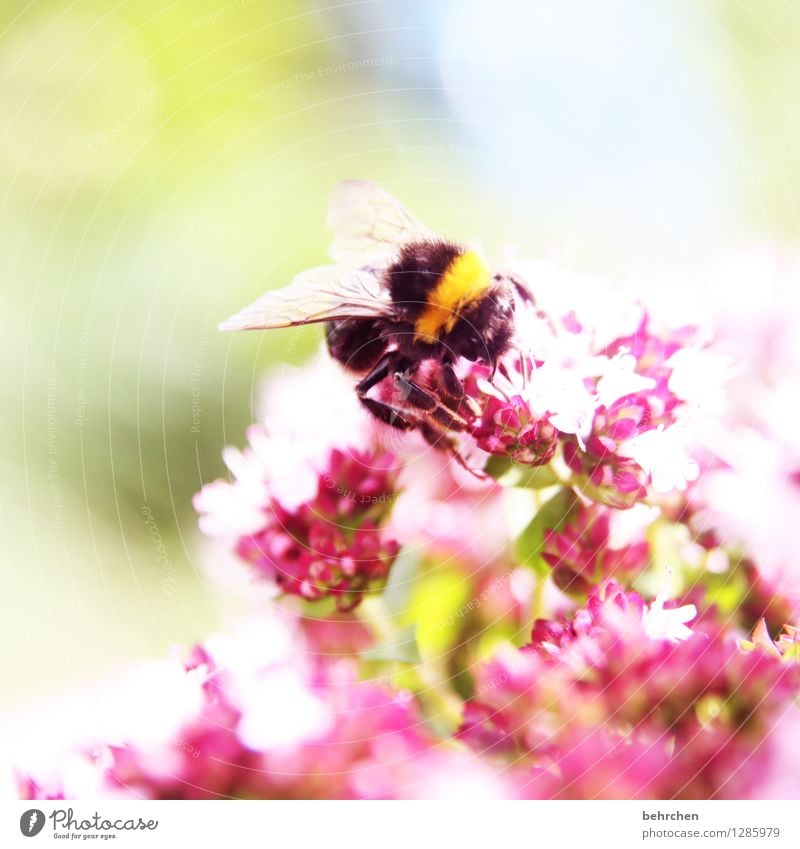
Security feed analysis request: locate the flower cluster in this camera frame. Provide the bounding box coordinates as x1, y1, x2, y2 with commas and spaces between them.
195, 432, 400, 610
541, 502, 651, 596
461, 312, 703, 508
459, 582, 800, 799
13, 616, 509, 800
9, 204, 800, 801
466, 364, 559, 466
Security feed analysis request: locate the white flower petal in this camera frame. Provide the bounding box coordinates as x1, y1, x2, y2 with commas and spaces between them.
643, 596, 697, 642
527, 362, 597, 441
595, 352, 656, 407
620, 426, 699, 493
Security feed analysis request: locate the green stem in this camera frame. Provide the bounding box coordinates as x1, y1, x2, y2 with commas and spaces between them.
532, 572, 548, 620
415, 661, 464, 733
357, 595, 395, 644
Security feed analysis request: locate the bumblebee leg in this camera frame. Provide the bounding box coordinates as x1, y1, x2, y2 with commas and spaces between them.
418, 421, 488, 480
418, 420, 451, 450
394, 370, 471, 432
440, 362, 464, 399
359, 397, 416, 430
355, 352, 415, 430
438, 362, 481, 418
392, 372, 437, 412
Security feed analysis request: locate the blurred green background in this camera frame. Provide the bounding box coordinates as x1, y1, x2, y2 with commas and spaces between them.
2, 0, 799, 705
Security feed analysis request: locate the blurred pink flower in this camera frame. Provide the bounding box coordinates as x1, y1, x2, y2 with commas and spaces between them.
391, 445, 511, 567
542, 504, 651, 596
686, 249, 800, 616
563, 434, 649, 508
519, 726, 678, 800
459, 582, 798, 799
747, 706, 800, 800
15, 615, 510, 800
702, 430, 800, 617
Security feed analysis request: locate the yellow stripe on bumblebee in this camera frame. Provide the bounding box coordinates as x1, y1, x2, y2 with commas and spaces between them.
414, 250, 492, 342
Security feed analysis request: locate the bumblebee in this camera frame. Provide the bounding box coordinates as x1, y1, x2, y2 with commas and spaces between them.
220, 180, 528, 444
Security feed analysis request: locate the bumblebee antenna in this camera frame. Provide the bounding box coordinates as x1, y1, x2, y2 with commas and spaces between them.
508, 273, 535, 305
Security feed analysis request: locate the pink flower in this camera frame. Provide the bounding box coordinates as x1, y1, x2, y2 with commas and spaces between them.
464, 361, 560, 466
520, 726, 678, 800
15, 615, 510, 800
542, 504, 650, 596
552, 316, 703, 505
459, 583, 799, 799
195, 433, 402, 609
746, 706, 800, 800
603, 316, 695, 404
702, 430, 800, 618
471, 392, 559, 466
391, 447, 511, 567
563, 425, 649, 510
563, 388, 700, 505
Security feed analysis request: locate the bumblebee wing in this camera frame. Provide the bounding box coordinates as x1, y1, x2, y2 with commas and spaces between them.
219, 265, 391, 331
327, 179, 438, 268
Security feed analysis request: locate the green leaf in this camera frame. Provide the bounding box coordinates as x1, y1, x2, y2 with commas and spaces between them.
381, 549, 421, 619
404, 568, 472, 660
361, 623, 422, 664
485, 454, 561, 489
515, 487, 577, 576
